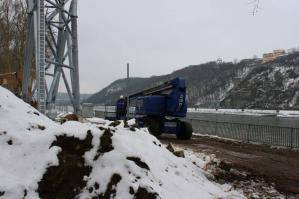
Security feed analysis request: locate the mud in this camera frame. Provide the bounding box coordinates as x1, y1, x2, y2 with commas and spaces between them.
23, 189, 27, 198
94, 173, 122, 199
37, 124, 45, 130
129, 186, 135, 195
94, 128, 114, 161
133, 187, 159, 199
6, 139, 12, 145
33, 111, 40, 116
109, 120, 121, 127
127, 157, 150, 170
160, 134, 299, 196
205, 159, 284, 198
38, 131, 93, 199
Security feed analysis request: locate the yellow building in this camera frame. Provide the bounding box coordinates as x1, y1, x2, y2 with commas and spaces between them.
262, 53, 275, 63
273, 49, 285, 57
262, 49, 285, 63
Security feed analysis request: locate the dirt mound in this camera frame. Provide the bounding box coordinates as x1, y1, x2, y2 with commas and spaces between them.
0, 84, 246, 199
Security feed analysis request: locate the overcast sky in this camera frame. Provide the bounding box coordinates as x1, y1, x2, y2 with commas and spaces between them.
77, 0, 299, 93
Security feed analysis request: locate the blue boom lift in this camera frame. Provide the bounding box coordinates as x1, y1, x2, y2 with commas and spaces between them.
115, 77, 193, 139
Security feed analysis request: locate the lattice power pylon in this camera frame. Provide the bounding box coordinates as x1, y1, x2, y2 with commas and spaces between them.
22, 0, 80, 114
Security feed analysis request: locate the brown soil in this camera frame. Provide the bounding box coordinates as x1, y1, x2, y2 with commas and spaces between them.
94, 128, 114, 161
92, 173, 122, 199
204, 159, 284, 198
133, 187, 159, 199
38, 131, 93, 199
160, 134, 299, 196
109, 120, 121, 127
127, 157, 150, 170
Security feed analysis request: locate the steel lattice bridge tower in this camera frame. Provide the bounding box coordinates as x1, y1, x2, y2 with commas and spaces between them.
22, 0, 80, 114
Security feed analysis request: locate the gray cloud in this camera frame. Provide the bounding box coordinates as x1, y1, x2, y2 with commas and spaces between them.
77, 0, 299, 93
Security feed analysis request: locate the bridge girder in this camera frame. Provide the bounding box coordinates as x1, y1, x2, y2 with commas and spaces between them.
22, 0, 80, 114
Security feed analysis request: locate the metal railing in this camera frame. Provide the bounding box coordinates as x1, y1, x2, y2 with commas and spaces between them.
94, 106, 135, 119
93, 106, 299, 148
188, 119, 299, 148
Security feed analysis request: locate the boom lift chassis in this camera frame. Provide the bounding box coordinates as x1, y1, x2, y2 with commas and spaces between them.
114, 77, 193, 140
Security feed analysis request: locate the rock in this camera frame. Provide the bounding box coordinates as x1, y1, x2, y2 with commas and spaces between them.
60, 113, 79, 124
64, 113, 79, 121
173, 150, 185, 158
203, 171, 215, 181
166, 143, 175, 153
37, 125, 46, 130
166, 143, 185, 158
218, 161, 232, 172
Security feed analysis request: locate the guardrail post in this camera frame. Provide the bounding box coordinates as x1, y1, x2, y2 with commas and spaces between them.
291, 128, 294, 149
246, 124, 250, 143
215, 122, 218, 136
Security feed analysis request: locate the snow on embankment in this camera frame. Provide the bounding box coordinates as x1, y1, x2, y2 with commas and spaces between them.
0, 86, 243, 199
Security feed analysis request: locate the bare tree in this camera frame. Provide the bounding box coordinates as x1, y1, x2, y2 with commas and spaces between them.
0, 0, 27, 74
249, 0, 261, 16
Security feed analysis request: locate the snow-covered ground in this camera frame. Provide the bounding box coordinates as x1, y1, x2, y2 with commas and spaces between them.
0, 86, 244, 199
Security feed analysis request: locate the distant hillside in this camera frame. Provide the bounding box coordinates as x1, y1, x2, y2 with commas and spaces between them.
86, 59, 257, 106
56, 93, 92, 105
220, 52, 299, 110
86, 52, 299, 110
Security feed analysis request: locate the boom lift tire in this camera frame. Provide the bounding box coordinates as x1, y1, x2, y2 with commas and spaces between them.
176, 121, 193, 140
144, 118, 162, 137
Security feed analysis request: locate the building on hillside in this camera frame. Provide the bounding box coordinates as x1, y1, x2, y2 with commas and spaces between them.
216, 58, 223, 64
262, 49, 286, 63
273, 49, 285, 57
262, 53, 275, 63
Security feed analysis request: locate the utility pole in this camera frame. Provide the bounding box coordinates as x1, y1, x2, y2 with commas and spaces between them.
127, 63, 130, 98
126, 63, 130, 117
